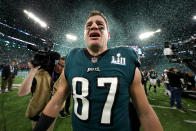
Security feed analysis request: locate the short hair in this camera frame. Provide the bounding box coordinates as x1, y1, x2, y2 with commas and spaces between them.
168, 68, 175, 72
86, 10, 109, 30
60, 56, 65, 61
10, 61, 15, 64
164, 42, 170, 48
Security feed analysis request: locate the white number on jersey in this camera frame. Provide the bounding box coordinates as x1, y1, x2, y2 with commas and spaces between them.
72, 77, 118, 124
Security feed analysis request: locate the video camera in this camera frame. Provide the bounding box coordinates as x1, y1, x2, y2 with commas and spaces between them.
27, 41, 60, 74
163, 34, 196, 73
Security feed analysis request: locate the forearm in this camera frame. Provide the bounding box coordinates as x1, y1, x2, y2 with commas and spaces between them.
130, 68, 163, 131
140, 107, 163, 131
34, 70, 69, 131
18, 69, 37, 96
33, 97, 65, 131
43, 86, 68, 117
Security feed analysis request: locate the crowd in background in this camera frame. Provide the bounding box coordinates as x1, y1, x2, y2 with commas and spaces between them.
0, 62, 30, 71
141, 68, 196, 112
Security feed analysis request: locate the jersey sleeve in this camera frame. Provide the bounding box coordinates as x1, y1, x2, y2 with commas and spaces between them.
64, 49, 72, 79
64, 48, 79, 79
128, 47, 141, 67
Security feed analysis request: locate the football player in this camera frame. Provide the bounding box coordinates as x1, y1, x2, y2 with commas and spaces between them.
33, 10, 163, 131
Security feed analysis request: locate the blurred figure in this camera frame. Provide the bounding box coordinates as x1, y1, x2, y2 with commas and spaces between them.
0, 62, 3, 70
51, 56, 69, 118
141, 69, 148, 95
186, 72, 195, 90
148, 69, 158, 93
27, 61, 34, 69
163, 42, 174, 56
157, 77, 161, 88
14, 61, 19, 76
18, 52, 60, 131
163, 41, 178, 62
162, 69, 171, 97
167, 68, 185, 112
195, 75, 196, 88
1, 61, 16, 93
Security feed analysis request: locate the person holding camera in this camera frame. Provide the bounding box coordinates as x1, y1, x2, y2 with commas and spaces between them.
51, 56, 71, 118
18, 52, 61, 131
167, 68, 185, 112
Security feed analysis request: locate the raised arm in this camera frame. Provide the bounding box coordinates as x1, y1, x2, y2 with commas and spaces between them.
18, 66, 40, 96
130, 68, 163, 131
43, 69, 70, 117
33, 69, 70, 131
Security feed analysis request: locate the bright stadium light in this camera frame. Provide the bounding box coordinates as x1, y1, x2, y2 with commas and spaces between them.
139, 31, 154, 40
155, 29, 161, 33
193, 16, 196, 20
139, 29, 161, 40
24, 10, 47, 28
66, 34, 77, 41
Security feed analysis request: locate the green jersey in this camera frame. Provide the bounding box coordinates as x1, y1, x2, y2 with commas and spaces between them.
65, 46, 140, 131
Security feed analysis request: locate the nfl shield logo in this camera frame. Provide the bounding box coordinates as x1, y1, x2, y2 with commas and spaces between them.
91, 57, 97, 63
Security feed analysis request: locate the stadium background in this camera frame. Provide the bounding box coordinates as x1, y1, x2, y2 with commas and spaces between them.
0, 0, 196, 130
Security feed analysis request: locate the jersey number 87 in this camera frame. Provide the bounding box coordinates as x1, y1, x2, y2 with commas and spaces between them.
72, 77, 119, 125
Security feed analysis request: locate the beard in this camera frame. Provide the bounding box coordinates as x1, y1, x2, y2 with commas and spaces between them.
88, 42, 102, 53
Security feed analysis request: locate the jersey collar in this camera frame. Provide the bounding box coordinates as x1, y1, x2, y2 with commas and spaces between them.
83, 48, 109, 63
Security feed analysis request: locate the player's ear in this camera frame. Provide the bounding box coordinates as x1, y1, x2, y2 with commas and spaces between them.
84, 29, 86, 40
108, 32, 110, 40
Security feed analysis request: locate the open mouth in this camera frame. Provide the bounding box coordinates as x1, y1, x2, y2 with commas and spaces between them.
89, 32, 101, 38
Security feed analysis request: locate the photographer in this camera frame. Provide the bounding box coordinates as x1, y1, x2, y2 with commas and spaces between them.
167, 68, 185, 112
163, 41, 178, 62
18, 51, 60, 131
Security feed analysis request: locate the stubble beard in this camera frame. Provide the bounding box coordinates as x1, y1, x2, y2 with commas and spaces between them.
89, 43, 101, 53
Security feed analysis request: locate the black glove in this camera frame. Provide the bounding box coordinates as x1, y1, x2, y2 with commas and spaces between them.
30, 115, 40, 121
33, 113, 55, 131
